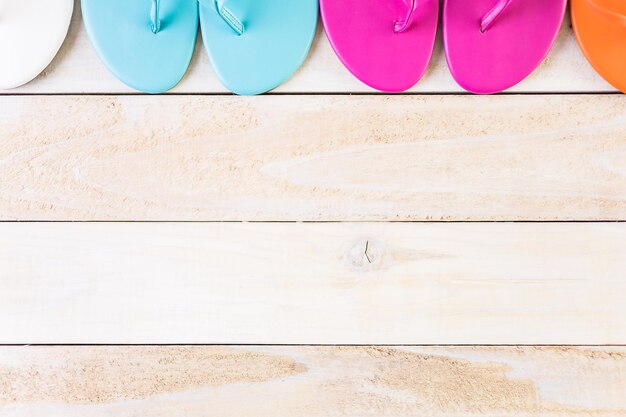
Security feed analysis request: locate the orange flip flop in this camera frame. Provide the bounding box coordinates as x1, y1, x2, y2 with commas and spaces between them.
572, 0, 626, 93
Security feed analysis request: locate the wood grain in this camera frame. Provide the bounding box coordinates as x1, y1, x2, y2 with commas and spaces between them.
0, 1, 623, 409
2, 95, 626, 221
0, 222, 624, 344
0, 1, 614, 94
1, 346, 625, 416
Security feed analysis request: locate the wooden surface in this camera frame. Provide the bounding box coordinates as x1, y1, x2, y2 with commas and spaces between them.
2, 95, 626, 221
1, 0, 625, 413
1, 222, 624, 344
1, 346, 625, 416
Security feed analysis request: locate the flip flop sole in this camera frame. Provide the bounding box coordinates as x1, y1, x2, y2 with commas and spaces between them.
200, 0, 318, 95
572, 0, 626, 93
82, 0, 198, 94
320, 0, 439, 93
444, 0, 566, 94
0, 0, 73, 90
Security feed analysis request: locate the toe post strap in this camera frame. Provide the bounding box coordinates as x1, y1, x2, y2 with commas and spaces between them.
480, 0, 513, 33
393, 0, 435, 34
198, 0, 245, 35
394, 0, 417, 33
151, 0, 161, 34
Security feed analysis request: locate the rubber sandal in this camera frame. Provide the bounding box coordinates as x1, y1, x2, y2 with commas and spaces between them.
82, 0, 198, 93
198, 0, 318, 95
443, 0, 566, 94
572, 0, 626, 93
320, 0, 439, 92
0, 0, 73, 90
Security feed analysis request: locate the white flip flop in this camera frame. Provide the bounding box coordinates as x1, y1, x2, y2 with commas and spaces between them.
0, 0, 74, 90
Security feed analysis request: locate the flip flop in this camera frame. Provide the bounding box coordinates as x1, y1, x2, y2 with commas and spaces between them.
320, 0, 439, 92
443, 0, 566, 94
82, 0, 198, 93
572, 0, 626, 93
198, 0, 318, 95
0, 0, 73, 90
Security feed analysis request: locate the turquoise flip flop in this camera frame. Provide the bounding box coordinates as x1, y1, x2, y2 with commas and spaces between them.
82, 0, 198, 93
198, 0, 318, 95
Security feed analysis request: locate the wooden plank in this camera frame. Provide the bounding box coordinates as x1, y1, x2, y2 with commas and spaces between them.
2, 95, 626, 221
0, 222, 624, 344
1, 346, 625, 416
1, 1, 614, 94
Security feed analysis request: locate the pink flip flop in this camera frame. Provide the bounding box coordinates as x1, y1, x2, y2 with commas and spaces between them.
320, 0, 439, 92
443, 0, 566, 94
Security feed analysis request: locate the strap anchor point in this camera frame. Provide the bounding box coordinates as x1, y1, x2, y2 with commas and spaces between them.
393, 0, 417, 34
151, 0, 161, 34
198, 0, 245, 36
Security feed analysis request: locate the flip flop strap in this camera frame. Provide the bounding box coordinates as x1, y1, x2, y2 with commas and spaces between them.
151, 0, 161, 34
586, 0, 626, 25
394, 0, 417, 33
198, 0, 245, 35
480, 0, 513, 33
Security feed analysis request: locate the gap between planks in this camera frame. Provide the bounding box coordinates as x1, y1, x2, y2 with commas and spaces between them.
2, 92, 625, 97
1, 344, 626, 347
